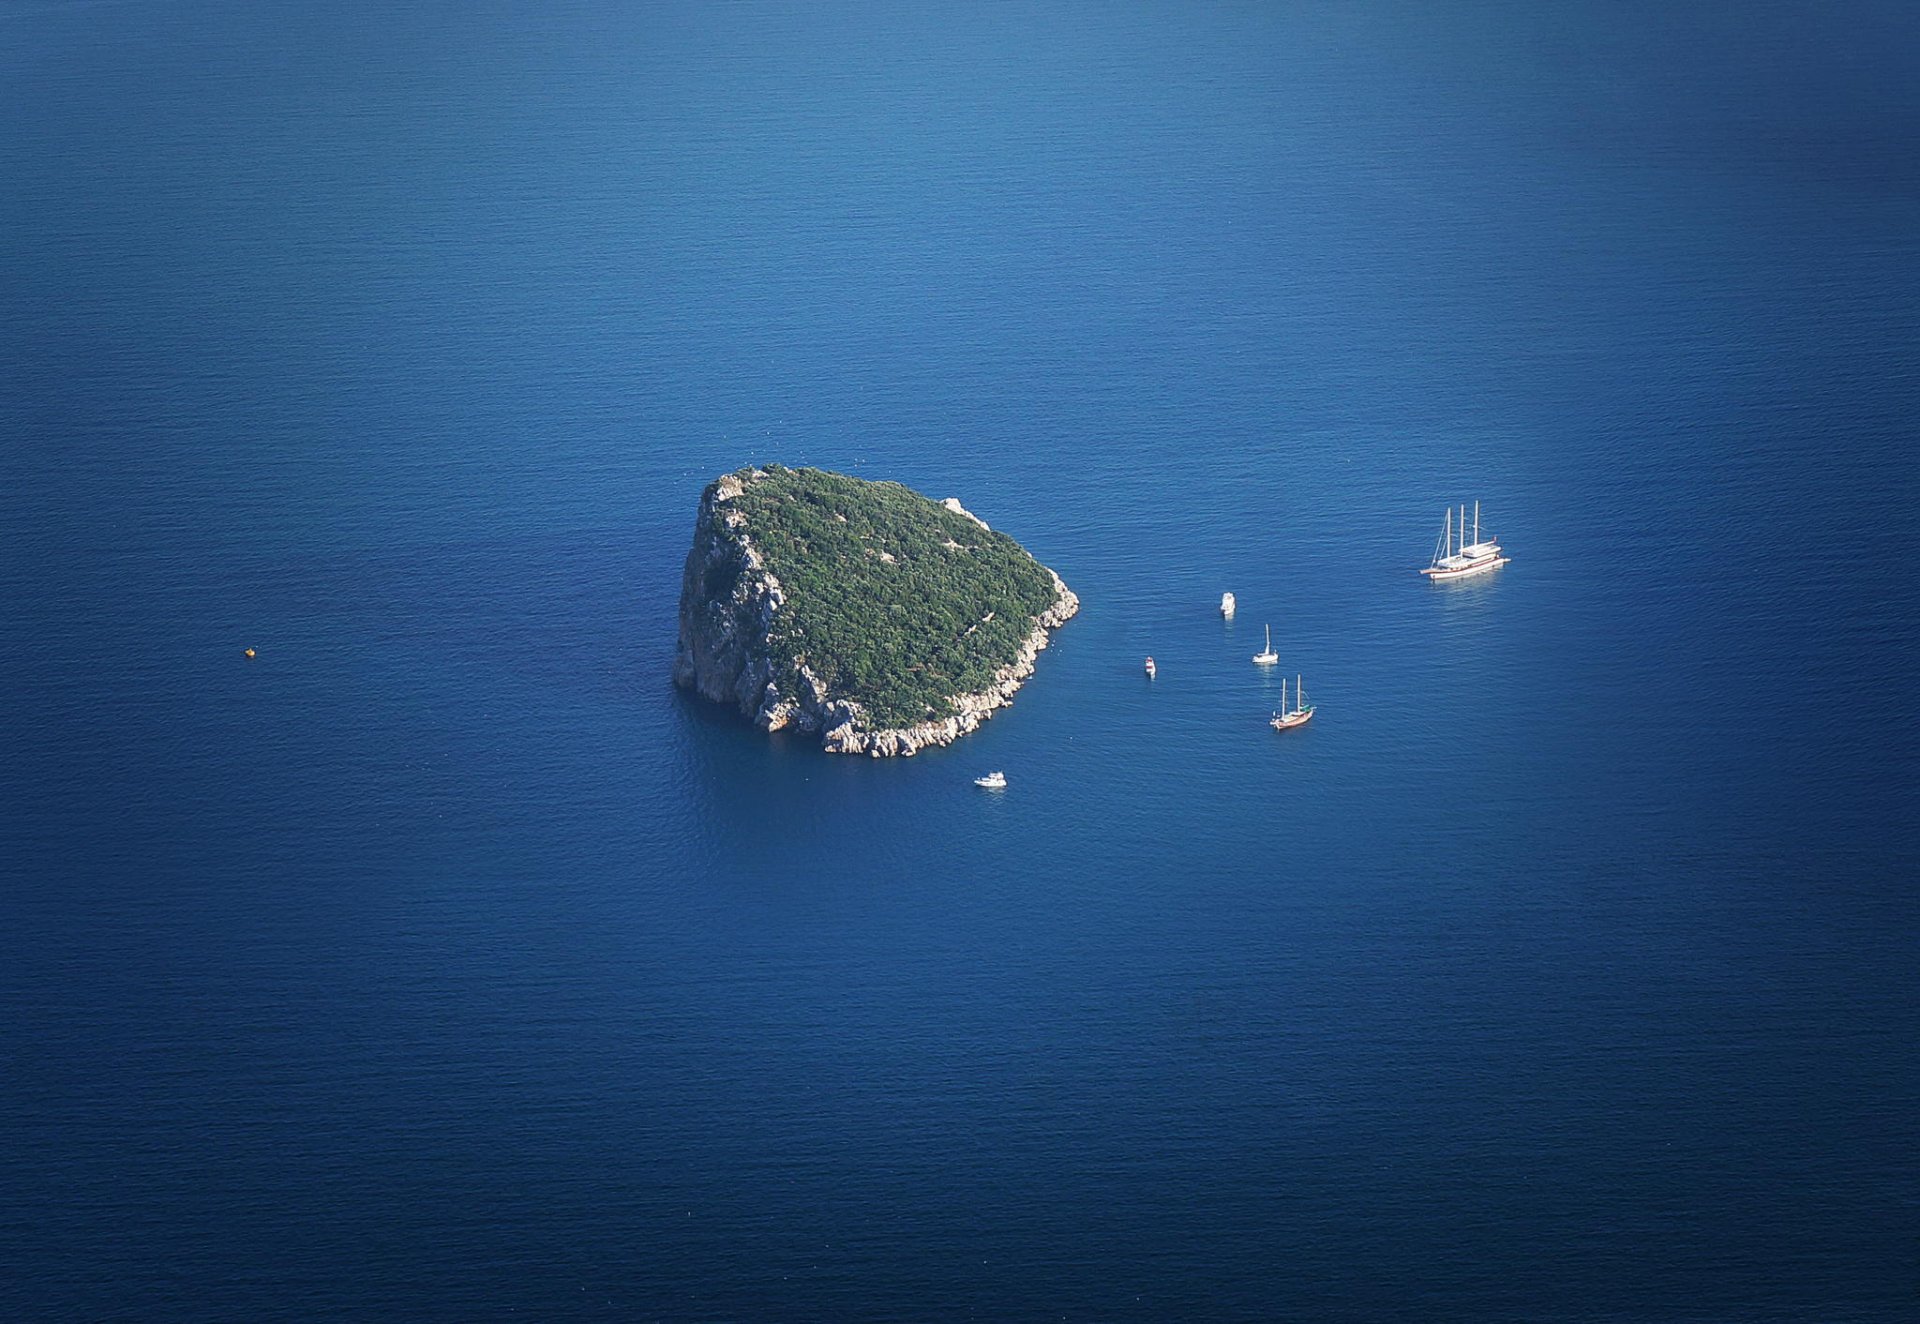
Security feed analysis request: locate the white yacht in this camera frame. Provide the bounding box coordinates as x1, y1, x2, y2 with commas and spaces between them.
974, 771, 1007, 789
1421, 501, 1509, 581
1252, 624, 1278, 666
1220, 592, 1236, 618
1144, 656, 1157, 679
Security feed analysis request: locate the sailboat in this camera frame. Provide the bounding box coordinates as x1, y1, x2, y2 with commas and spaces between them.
1271, 675, 1314, 731
1220, 592, 1236, 618
1252, 624, 1278, 666
1421, 500, 1510, 581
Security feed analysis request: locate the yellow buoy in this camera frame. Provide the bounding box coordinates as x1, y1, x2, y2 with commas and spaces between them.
244, 648, 256, 659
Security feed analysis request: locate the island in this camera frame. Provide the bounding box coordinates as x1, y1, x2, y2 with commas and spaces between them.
673, 466, 1079, 756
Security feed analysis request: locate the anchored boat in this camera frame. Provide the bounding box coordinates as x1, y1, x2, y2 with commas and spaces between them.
1252, 624, 1278, 666
1271, 675, 1314, 731
1421, 501, 1509, 581
1144, 656, 1157, 679
974, 771, 1007, 789
1220, 592, 1236, 618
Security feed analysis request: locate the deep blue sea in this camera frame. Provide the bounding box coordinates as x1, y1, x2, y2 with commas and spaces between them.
4, 2, 1918, 1319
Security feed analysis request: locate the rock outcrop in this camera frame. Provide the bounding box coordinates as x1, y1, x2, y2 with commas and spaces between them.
672, 468, 1078, 756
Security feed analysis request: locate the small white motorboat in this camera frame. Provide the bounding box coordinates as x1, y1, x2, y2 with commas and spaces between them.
1144, 656, 1157, 679
974, 771, 1007, 789
1220, 592, 1236, 618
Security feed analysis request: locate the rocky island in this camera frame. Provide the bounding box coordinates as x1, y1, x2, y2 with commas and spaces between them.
673, 466, 1079, 756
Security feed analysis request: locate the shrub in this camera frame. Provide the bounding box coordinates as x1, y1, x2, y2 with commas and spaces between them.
731, 467, 1060, 728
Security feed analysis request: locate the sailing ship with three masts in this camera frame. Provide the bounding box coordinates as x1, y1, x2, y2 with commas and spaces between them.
1421, 500, 1509, 581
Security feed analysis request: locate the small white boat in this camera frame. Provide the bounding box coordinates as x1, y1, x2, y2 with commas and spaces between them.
1252, 624, 1278, 666
1144, 656, 1157, 679
1271, 675, 1315, 731
1220, 592, 1236, 618
974, 771, 1007, 789
1421, 500, 1510, 581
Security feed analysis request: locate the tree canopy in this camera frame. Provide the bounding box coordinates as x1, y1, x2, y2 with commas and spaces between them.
728, 467, 1061, 728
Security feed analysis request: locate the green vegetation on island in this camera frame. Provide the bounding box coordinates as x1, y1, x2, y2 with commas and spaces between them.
728, 466, 1063, 728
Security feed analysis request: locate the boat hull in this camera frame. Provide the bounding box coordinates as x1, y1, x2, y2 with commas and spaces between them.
1270, 710, 1313, 731
1420, 555, 1509, 581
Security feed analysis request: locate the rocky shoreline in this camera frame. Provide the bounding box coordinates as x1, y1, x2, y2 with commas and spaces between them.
672, 471, 1079, 757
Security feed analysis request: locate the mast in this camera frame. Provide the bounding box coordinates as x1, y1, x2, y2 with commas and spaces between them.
1473, 500, 1479, 546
